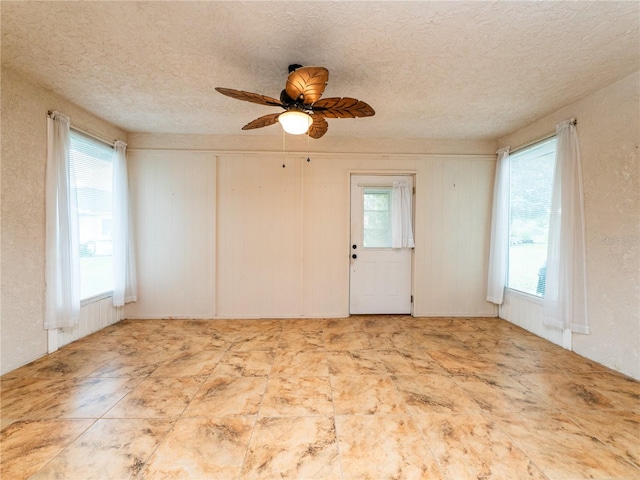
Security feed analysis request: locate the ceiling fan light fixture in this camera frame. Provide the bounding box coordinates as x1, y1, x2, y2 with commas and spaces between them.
278, 110, 312, 135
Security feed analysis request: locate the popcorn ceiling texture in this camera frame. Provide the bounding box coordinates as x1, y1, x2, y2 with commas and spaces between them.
1, 1, 639, 140
0, 67, 125, 375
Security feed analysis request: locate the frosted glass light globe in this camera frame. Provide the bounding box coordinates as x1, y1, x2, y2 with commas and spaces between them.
278, 111, 312, 135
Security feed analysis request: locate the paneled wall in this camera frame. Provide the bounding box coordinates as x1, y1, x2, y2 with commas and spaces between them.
126, 150, 216, 319
217, 155, 304, 317
126, 147, 497, 319
417, 158, 495, 315
57, 297, 124, 349
499, 290, 564, 347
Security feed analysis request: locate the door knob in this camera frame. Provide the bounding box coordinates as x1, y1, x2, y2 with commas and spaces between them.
352, 254, 357, 259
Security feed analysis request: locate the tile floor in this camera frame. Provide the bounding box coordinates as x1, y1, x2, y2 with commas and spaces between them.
1, 316, 638, 479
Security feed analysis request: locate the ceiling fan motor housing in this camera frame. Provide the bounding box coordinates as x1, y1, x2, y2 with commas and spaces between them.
280, 89, 310, 111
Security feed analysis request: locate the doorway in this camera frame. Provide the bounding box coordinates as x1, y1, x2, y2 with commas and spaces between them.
349, 174, 414, 314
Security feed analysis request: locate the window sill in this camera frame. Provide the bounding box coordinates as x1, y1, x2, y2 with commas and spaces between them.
504, 288, 544, 306
80, 291, 113, 307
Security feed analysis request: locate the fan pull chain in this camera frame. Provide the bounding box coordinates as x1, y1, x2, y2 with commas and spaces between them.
306, 131, 311, 163
282, 129, 286, 168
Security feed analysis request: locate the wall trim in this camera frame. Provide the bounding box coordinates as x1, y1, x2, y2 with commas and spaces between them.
123, 313, 498, 320
124, 314, 351, 320
47, 329, 59, 354
128, 147, 495, 160
413, 312, 498, 318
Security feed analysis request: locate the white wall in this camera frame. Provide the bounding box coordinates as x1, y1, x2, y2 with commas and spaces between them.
498, 72, 640, 379
1, 67, 126, 375
126, 142, 498, 320
125, 150, 217, 319
417, 157, 495, 315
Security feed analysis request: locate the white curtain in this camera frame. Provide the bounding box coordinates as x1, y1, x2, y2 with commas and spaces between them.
112, 140, 138, 307
487, 146, 510, 304
543, 119, 589, 334
45, 112, 80, 329
391, 181, 415, 248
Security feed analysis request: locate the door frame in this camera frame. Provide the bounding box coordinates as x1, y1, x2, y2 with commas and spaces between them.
347, 170, 418, 316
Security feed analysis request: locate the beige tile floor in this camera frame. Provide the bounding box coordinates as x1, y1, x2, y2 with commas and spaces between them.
1, 316, 638, 479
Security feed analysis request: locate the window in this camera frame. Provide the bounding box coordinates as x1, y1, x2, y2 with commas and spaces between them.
70, 130, 114, 299
507, 137, 556, 296
363, 188, 392, 248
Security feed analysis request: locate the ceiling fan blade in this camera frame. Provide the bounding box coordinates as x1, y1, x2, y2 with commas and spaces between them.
307, 115, 328, 139
312, 97, 375, 118
242, 113, 282, 130
215, 87, 283, 107
285, 67, 329, 105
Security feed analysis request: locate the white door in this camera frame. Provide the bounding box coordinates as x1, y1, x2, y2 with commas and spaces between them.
349, 175, 413, 314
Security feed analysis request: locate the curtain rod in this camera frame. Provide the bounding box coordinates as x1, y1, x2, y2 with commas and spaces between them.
509, 118, 577, 155
47, 110, 118, 147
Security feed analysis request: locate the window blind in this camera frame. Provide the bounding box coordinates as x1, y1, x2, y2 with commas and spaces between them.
507, 137, 556, 296
69, 130, 114, 299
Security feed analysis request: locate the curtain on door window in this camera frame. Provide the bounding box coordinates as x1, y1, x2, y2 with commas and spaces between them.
487, 147, 510, 304
112, 140, 138, 307
543, 119, 589, 334
391, 181, 415, 248
45, 111, 80, 329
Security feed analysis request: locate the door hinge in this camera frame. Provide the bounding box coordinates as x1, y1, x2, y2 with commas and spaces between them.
410, 295, 413, 303
412, 187, 416, 195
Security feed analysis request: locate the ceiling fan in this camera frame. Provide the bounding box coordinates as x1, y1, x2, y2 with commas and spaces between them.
215, 64, 375, 139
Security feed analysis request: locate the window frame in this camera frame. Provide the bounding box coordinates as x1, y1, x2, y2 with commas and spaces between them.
505, 136, 557, 299
69, 128, 115, 302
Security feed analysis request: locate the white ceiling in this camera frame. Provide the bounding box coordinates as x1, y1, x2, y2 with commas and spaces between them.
2, 1, 639, 141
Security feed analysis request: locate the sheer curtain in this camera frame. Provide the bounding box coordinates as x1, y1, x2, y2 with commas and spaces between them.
112, 140, 138, 307
45, 112, 80, 329
391, 181, 415, 248
487, 147, 510, 304
543, 119, 589, 333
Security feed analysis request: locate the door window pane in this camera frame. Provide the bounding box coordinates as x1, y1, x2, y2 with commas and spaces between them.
363, 189, 391, 248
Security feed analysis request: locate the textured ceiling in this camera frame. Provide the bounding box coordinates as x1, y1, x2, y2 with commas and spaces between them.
2, 1, 639, 140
